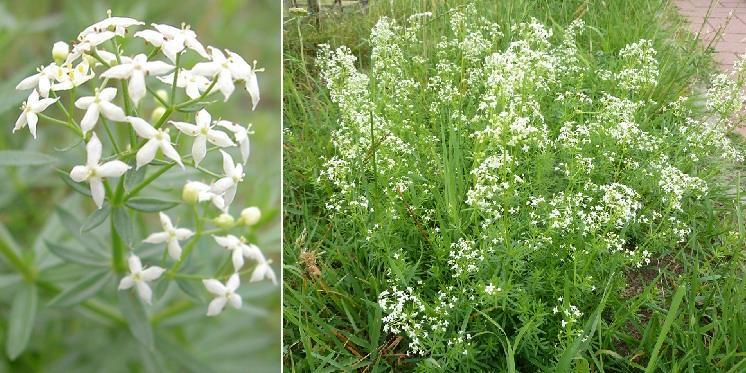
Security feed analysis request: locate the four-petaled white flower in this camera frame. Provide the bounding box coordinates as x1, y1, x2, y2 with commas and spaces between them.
224, 50, 261, 110
13, 90, 59, 139
101, 54, 173, 105
170, 109, 235, 166
79, 14, 143, 40
118, 254, 165, 304
212, 150, 244, 207
74, 87, 127, 134
144, 212, 194, 260
16, 63, 60, 98
158, 69, 211, 99
66, 32, 117, 64
192, 47, 239, 101
217, 120, 252, 163
135, 23, 209, 62
128, 116, 184, 169
202, 273, 242, 316
70, 133, 131, 208
213, 234, 260, 271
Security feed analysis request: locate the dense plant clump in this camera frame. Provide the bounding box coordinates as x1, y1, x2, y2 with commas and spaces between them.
301, 4, 745, 369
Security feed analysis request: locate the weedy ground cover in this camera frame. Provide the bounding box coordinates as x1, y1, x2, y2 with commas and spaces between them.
0, 1, 281, 372
283, 0, 746, 371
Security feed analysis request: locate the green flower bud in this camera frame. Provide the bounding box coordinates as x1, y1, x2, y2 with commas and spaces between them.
151, 106, 167, 123
182, 181, 201, 204
156, 89, 169, 106
214, 213, 235, 229
52, 41, 69, 64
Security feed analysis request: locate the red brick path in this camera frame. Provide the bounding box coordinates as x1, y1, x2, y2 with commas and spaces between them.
674, 0, 746, 71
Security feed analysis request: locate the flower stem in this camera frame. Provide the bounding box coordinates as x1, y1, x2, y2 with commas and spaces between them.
123, 162, 175, 201
110, 212, 126, 274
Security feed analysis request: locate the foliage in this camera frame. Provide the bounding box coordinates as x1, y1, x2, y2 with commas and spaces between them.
283, 0, 746, 371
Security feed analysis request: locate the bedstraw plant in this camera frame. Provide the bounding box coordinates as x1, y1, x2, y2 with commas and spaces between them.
284, 1, 746, 371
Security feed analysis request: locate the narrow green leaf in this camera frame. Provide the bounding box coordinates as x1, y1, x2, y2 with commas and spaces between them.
176, 101, 216, 113
645, 283, 686, 373
155, 335, 215, 373
118, 290, 154, 350
125, 166, 146, 191
54, 207, 108, 255
80, 205, 110, 233
112, 207, 134, 246
45, 240, 108, 267
47, 270, 111, 307
6, 283, 38, 360
175, 278, 201, 300
125, 198, 179, 213
0, 151, 56, 167
58, 170, 92, 197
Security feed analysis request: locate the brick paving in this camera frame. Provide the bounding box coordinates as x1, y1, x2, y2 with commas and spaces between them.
674, 0, 746, 71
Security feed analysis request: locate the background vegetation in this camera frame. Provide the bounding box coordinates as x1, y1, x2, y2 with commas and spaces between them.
283, 0, 746, 371
0, 0, 281, 372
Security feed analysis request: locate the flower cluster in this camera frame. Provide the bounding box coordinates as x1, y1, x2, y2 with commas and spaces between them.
12, 11, 274, 316
311, 4, 744, 365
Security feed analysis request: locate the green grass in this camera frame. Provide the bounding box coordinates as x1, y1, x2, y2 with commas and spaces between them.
0, 1, 281, 372
283, 0, 746, 371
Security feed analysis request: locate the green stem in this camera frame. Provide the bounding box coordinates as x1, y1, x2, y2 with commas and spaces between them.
102, 118, 121, 154
0, 239, 35, 282
110, 211, 126, 274
123, 163, 175, 201
175, 76, 219, 109
171, 53, 181, 107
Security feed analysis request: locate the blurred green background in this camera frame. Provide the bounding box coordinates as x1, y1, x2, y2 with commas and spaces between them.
0, 0, 281, 372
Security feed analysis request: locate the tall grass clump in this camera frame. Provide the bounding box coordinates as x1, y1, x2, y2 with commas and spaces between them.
284, 0, 746, 371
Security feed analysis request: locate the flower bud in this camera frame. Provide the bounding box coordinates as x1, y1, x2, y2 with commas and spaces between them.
239, 206, 262, 226
182, 181, 201, 204
213, 213, 235, 229
156, 89, 169, 106
52, 41, 69, 64
151, 106, 167, 123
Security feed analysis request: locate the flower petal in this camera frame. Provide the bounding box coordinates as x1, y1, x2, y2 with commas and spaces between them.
227, 293, 242, 309
206, 297, 227, 316
69, 165, 89, 182
195, 109, 211, 127
217, 70, 234, 101
101, 63, 134, 79
192, 62, 219, 77
231, 247, 244, 271
118, 276, 135, 290
13, 112, 27, 133
192, 135, 207, 166
245, 73, 260, 111
211, 177, 234, 194
135, 281, 153, 304
207, 129, 235, 147
97, 160, 130, 177
226, 273, 240, 292
128, 116, 158, 138
174, 228, 194, 240
136, 138, 159, 169
75, 96, 96, 110
134, 29, 164, 47
86, 132, 102, 166
144, 60, 174, 76
158, 139, 183, 169
213, 235, 239, 249
167, 239, 182, 260
99, 87, 118, 102
202, 279, 226, 295
31, 97, 59, 112
16, 73, 40, 91
128, 255, 143, 273
170, 121, 200, 136
144, 231, 169, 244
220, 150, 235, 175
26, 113, 38, 139
99, 102, 127, 122
89, 177, 105, 208
140, 266, 165, 281
80, 104, 100, 134
128, 70, 146, 105
224, 184, 237, 207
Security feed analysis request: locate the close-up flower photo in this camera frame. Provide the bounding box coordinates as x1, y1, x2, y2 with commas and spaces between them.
0, 0, 280, 372
283, 0, 746, 371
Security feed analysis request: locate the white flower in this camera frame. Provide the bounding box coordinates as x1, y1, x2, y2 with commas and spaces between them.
50, 60, 95, 91
13, 90, 59, 139
143, 212, 194, 260
183, 180, 226, 210
202, 273, 242, 316
69, 133, 131, 208
136, 23, 209, 62
15, 63, 61, 98
128, 116, 184, 169
216, 120, 251, 163
74, 87, 127, 134
192, 47, 237, 101
79, 14, 143, 40
118, 254, 165, 304
224, 49, 261, 110
250, 259, 277, 285
157, 69, 211, 99
170, 109, 234, 166
66, 32, 118, 64
213, 234, 260, 271
211, 150, 244, 207
101, 54, 174, 105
